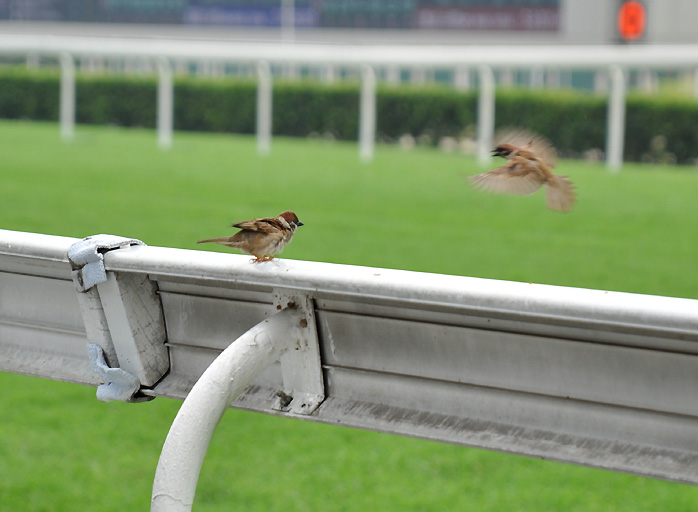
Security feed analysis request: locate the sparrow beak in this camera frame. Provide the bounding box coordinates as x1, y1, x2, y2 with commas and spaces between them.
297, 221, 304, 227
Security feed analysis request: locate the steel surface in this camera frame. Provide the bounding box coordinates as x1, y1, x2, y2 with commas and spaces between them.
2, 229, 698, 483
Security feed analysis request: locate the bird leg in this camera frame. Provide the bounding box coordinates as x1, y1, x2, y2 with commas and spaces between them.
251, 255, 275, 263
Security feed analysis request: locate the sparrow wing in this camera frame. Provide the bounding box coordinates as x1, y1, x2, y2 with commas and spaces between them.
469, 162, 544, 196
229, 228, 285, 245
232, 217, 284, 233
496, 128, 557, 168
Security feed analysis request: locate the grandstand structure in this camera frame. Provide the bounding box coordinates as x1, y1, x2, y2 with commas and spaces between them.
2, 0, 698, 45
2, 228, 698, 511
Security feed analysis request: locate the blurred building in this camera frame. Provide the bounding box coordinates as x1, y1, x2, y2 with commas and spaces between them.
0, 0, 695, 45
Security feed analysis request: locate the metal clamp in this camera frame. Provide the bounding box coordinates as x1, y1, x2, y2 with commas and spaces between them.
68, 234, 144, 292
88, 343, 153, 403
68, 235, 168, 402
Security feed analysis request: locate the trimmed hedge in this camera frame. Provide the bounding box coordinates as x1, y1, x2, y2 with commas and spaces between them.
1, 67, 697, 163
0, 68, 60, 121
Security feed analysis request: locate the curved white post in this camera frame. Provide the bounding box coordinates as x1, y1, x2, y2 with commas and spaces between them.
59, 52, 75, 142
157, 57, 174, 150
256, 60, 273, 156
359, 64, 376, 163
151, 307, 305, 512
477, 65, 495, 166
606, 65, 626, 172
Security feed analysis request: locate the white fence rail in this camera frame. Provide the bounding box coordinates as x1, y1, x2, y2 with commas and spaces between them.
2, 228, 698, 510
2, 35, 698, 168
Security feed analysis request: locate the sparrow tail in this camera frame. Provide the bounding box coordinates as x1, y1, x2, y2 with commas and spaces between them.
545, 175, 576, 213
197, 237, 230, 244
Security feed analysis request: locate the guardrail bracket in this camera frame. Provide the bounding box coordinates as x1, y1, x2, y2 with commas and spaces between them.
271, 290, 325, 415
68, 234, 169, 402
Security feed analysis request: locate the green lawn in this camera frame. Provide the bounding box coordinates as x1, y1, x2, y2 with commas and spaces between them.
1, 120, 698, 511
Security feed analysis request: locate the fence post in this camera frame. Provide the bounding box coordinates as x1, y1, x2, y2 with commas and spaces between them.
359, 64, 376, 163
59, 52, 75, 143
157, 57, 174, 150
256, 61, 273, 156
606, 65, 626, 172
477, 65, 495, 166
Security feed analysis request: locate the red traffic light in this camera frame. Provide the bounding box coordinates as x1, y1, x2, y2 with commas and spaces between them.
618, 1, 646, 41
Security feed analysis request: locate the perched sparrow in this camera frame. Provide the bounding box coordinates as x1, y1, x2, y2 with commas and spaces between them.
469, 130, 576, 212
197, 211, 303, 262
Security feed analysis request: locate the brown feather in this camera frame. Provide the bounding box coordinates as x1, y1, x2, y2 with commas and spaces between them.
232, 217, 285, 233
197, 236, 233, 244
545, 175, 576, 213
495, 128, 558, 168
198, 210, 303, 260
469, 128, 575, 212
469, 162, 544, 196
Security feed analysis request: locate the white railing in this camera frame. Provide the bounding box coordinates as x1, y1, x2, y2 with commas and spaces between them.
2, 35, 698, 169
2, 228, 698, 510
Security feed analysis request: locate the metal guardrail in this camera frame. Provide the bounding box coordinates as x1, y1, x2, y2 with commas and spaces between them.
2, 227, 698, 507
2, 35, 698, 168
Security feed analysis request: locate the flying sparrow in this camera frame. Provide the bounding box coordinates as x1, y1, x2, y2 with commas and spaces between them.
469, 129, 576, 212
197, 210, 303, 262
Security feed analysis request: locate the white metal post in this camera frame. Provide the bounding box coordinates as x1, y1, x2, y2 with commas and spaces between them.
359, 64, 376, 163
256, 60, 273, 156
157, 57, 174, 150
151, 308, 306, 512
606, 65, 626, 172
477, 65, 495, 166
59, 52, 75, 142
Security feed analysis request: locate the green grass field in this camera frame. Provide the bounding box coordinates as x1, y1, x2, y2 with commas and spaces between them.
2, 119, 698, 511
